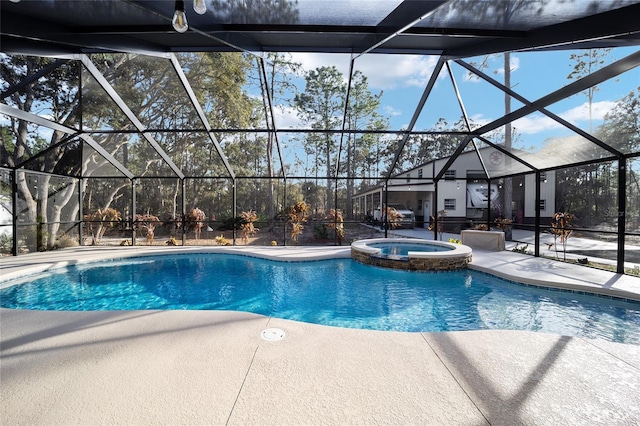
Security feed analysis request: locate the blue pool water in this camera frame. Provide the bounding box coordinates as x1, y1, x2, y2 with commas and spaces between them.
2, 254, 639, 344
369, 242, 452, 256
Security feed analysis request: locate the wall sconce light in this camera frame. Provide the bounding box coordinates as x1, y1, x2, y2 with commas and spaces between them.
456, 182, 460, 190
519, 181, 523, 187
173, 0, 208, 33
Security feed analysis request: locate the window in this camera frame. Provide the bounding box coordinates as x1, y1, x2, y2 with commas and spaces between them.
444, 199, 456, 210
444, 170, 456, 180
417, 199, 422, 211
539, 199, 546, 211
418, 169, 423, 179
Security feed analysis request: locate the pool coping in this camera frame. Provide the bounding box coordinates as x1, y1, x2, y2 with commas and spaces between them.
1, 245, 639, 302
351, 237, 472, 259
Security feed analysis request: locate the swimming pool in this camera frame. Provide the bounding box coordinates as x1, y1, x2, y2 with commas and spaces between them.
1, 254, 639, 344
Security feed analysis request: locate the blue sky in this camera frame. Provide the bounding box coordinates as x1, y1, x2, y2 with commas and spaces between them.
270, 46, 639, 155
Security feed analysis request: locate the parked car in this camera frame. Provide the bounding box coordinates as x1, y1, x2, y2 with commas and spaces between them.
372, 203, 415, 229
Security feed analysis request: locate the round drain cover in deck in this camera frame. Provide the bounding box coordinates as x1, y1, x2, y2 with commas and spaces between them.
261, 328, 285, 341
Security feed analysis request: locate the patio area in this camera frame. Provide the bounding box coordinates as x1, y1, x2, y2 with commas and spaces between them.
2, 245, 640, 425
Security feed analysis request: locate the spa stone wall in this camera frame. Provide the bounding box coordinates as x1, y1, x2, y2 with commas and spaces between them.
351, 247, 471, 271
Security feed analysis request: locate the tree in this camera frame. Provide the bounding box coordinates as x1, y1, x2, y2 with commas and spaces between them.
1, 55, 81, 249
567, 48, 613, 227
260, 53, 302, 225
394, 118, 467, 170
1, 52, 255, 250
341, 71, 387, 218
596, 87, 640, 153
294, 66, 346, 212
325, 208, 344, 245
594, 87, 640, 227
567, 49, 613, 134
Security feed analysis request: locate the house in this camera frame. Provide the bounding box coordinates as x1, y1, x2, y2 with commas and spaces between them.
353, 147, 555, 231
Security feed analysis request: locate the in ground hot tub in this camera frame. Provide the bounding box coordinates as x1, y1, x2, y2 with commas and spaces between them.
351, 238, 472, 271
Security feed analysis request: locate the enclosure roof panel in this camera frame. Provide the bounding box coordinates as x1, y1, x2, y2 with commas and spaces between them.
1, 0, 639, 57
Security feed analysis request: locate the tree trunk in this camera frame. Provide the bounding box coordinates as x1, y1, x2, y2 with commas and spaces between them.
47, 180, 79, 249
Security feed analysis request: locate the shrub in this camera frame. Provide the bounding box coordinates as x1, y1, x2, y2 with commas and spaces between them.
313, 224, 328, 239
84, 207, 122, 245
512, 243, 530, 254
57, 234, 79, 248
215, 235, 230, 246
218, 216, 245, 231
0, 234, 12, 255
288, 201, 308, 244
186, 207, 206, 240
240, 210, 259, 244
549, 212, 579, 261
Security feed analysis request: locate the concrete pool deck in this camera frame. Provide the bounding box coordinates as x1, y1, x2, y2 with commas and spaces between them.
1, 245, 640, 425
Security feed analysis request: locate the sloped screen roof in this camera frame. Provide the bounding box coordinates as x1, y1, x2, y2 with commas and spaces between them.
2, 0, 640, 56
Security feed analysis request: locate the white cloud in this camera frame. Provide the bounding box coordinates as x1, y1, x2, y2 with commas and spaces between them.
273, 104, 303, 129
510, 100, 617, 134
290, 52, 441, 90
353, 55, 440, 89
512, 114, 561, 134
383, 105, 402, 116
558, 100, 617, 123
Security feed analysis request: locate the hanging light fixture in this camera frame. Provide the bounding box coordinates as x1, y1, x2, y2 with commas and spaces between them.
173, 0, 208, 32
172, 0, 189, 33
193, 0, 207, 15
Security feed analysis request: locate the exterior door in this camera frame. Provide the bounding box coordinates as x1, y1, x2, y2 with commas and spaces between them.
423, 200, 430, 228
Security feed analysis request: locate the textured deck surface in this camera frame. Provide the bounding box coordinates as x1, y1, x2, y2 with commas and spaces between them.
1, 245, 640, 425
